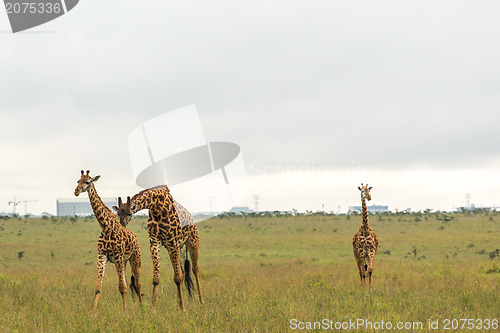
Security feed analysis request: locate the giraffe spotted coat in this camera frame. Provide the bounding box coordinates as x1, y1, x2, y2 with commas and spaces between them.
352, 183, 379, 287
115, 185, 202, 309
74, 170, 142, 311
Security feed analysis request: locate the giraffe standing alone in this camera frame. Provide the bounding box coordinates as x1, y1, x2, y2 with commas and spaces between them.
114, 186, 202, 309
352, 183, 379, 287
74, 170, 142, 311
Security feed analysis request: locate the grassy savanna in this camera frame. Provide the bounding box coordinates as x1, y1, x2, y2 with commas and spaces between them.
0, 212, 498, 332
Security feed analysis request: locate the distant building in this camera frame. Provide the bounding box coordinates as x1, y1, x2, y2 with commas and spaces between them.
229, 206, 254, 214
57, 198, 117, 217
348, 205, 389, 214
456, 205, 494, 212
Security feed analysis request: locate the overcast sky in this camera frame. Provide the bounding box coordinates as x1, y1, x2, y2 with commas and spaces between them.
1, 0, 500, 215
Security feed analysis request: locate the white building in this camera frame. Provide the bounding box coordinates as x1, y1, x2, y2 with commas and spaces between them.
57, 198, 117, 217
230, 206, 254, 214
348, 205, 389, 214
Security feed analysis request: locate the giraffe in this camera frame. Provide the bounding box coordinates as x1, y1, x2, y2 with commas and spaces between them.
352, 183, 379, 287
114, 185, 203, 309
74, 170, 142, 311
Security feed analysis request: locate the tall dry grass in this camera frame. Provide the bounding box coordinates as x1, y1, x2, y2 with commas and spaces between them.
0, 213, 498, 332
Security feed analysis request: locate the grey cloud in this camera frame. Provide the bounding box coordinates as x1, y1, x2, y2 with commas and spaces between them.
2, 0, 500, 170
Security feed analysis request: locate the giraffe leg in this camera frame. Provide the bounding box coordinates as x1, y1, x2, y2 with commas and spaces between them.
149, 237, 161, 307
356, 259, 363, 286
367, 262, 373, 286
353, 235, 367, 287
93, 254, 107, 312
187, 238, 203, 304
166, 243, 184, 310
369, 237, 378, 287
359, 260, 366, 287
354, 249, 361, 285
368, 252, 375, 287
353, 244, 364, 287
130, 252, 143, 304
361, 247, 369, 288
363, 263, 368, 287
115, 259, 127, 311
361, 243, 370, 288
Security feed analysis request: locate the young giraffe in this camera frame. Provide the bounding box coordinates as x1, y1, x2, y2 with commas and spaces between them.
352, 183, 379, 287
74, 170, 142, 311
114, 186, 202, 309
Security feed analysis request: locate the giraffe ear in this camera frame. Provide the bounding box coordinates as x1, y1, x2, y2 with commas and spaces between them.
358, 187, 362, 191
92, 175, 101, 182
368, 187, 373, 191
112, 206, 118, 212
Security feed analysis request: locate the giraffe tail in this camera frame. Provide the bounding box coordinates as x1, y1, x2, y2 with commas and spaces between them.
364, 247, 371, 272
130, 275, 140, 299
364, 247, 374, 273
184, 247, 194, 298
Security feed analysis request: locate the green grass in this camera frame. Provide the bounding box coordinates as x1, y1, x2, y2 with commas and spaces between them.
0, 213, 498, 332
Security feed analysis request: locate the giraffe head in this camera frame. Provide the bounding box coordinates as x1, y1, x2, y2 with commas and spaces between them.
74, 170, 101, 196
113, 196, 132, 226
358, 183, 373, 201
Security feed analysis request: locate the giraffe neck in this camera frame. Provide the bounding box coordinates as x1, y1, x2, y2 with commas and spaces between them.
361, 195, 371, 230
130, 187, 173, 214
87, 183, 115, 230
130, 189, 155, 214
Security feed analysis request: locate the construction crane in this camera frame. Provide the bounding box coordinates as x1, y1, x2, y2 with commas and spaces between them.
8, 197, 38, 216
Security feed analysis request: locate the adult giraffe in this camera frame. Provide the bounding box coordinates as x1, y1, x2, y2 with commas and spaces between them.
74, 170, 142, 311
114, 186, 202, 309
352, 183, 379, 287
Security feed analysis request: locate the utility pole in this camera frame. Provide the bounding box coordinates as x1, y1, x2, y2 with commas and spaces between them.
465, 193, 471, 208
8, 197, 19, 215
208, 196, 214, 213
253, 195, 260, 212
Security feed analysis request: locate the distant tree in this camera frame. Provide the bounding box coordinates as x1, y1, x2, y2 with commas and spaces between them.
489, 249, 500, 260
